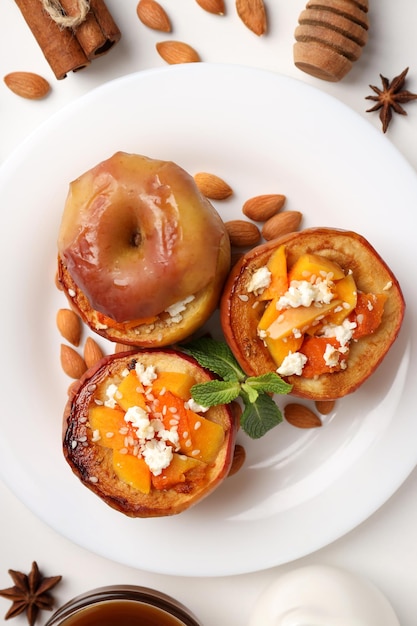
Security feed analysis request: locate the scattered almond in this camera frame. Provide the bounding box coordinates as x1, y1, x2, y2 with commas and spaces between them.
84, 337, 105, 368
225, 219, 261, 247
284, 403, 322, 429
194, 172, 233, 199
315, 400, 336, 415
60, 344, 87, 379
195, 0, 225, 15
4, 71, 50, 99
235, 0, 267, 36
242, 194, 286, 222
56, 308, 82, 347
137, 0, 171, 32
261, 210, 302, 241
115, 342, 135, 353
156, 40, 201, 64
228, 444, 246, 476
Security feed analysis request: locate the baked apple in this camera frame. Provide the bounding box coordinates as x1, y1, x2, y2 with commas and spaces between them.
57, 152, 231, 347
220, 227, 405, 400
63, 349, 237, 517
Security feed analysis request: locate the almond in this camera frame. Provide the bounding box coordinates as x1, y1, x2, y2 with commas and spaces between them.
195, 0, 225, 14
56, 308, 82, 347
137, 0, 171, 32
114, 342, 135, 353
225, 219, 261, 247
235, 0, 267, 36
4, 71, 50, 99
261, 210, 302, 241
228, 444, 246, 476
193, 172, 233, 200
156, 40, 201, 64
84, 337, 105, 368
60, 344, 87, 379
315, 400, 336, 415
242, 194, 286, 222
284, 403, 322, 429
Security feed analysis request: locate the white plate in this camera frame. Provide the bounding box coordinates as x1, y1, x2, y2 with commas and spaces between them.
0, 64, 415, 577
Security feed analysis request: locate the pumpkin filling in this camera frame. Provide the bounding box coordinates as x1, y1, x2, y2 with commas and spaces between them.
88, 363, 225, 494
248, 244, 388, 378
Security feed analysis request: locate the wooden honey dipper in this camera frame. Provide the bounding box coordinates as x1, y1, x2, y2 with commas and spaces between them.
293, 0, 369, 82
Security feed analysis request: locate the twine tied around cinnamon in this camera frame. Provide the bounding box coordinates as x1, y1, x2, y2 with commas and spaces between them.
41, 0, 90, 29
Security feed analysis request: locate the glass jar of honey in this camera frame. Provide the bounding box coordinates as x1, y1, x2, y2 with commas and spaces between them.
44, 585, 203, 626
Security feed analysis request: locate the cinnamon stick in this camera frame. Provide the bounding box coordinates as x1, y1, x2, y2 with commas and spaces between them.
59, 0, 121, 60
14, 0, 90, 79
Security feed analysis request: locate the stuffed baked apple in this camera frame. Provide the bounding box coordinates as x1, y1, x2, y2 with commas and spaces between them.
57, 152, 231, 347
220, 228, 405, 400
63, 349, 237, 517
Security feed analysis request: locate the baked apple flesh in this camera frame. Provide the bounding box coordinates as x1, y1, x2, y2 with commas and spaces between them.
57, 152, 228, 323
220, 228, 405, 400
63, 350, 237, 517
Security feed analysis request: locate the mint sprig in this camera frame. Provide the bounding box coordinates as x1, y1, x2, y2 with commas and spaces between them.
182, 337, 292, 439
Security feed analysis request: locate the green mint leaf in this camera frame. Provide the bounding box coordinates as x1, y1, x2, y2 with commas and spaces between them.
245, 372, 293, 395
190, 380, 241, 407
240, 382, 259, 404
183, 337, 246, 382
240, 393, 283, 439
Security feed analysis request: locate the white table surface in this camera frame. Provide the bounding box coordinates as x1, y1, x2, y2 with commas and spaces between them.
1, 1, 417, 625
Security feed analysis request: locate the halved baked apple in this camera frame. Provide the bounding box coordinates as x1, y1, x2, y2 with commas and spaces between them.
57, 152, 231, 347
220, 227, 405, 400
63, 349, 237, 517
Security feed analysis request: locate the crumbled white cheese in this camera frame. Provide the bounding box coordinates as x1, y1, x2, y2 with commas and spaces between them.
104, 383, 119, 408
165, 295, 195, 318
277, 279, 334, 310
124, 406, 154, 440
320, 319, 357, 348
323, 343, 341, 368
383, 281, 393, 291
135, 362, 157, 387
277, 351, 307, 376
184, 398, 209, 413
246, 266, 271, 295
142, 439, 173, 476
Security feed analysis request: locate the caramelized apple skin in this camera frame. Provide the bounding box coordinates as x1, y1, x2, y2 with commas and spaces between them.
58, 152, 230, 322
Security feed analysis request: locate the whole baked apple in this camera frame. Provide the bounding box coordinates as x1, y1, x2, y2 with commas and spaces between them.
63, 349, 238, 517
57, 152, 231, 346
220, 227, 405, 400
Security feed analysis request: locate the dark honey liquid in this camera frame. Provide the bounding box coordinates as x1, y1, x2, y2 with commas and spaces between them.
60, 600, 188, 626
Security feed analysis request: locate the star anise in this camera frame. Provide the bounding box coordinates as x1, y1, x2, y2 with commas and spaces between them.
0, 562, 62, 626
366, 67, 417, 133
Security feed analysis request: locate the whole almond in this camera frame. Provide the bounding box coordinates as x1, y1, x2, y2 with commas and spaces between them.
4, 72, 50, 99
56, 308, 82, 347
225, 219, 261, 247
228, 444, 246, 476
114, 342, 135, 353
315, 400, 336, 415
137, 0, 171, 32
194, 172, 233, 200
284, 403, 322, 429
195, 0, 225, 14
84, 337, 105, 368
242, 194, 286, 222
262, 210, 302, 241
60, 344, 87, 379
156, 41, 201, 64
236, 0, 267, 36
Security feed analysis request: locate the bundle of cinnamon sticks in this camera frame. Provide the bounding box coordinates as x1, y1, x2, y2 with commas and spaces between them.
14, 0, 121, 79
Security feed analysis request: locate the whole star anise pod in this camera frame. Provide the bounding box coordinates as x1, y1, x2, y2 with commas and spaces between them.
0, 561, 62, 626
366, 67, 417, 132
